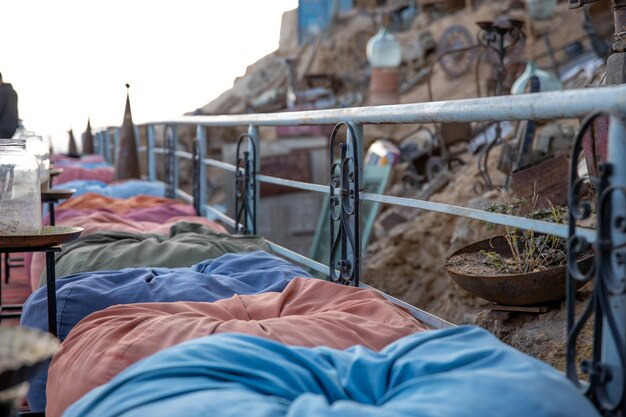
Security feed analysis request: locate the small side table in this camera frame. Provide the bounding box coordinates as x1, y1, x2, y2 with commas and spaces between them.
41, 189, 75, 226
0, 227, 83, 337
3, 189, 76, 285
48, 168, 63, 189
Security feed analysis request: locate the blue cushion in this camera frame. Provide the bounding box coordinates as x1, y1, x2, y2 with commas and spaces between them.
20, 251, 310, 411
56, 179, 165, 199
64, 326, 599, 417
55, 161, 112, 169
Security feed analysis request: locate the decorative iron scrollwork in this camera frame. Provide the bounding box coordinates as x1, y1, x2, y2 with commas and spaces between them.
567, 112, 626, 416
235, 133, 257, 235
329, 122, 360, 287
473, 18, 525, 194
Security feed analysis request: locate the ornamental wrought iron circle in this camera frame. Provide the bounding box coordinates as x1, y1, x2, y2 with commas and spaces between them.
437, 25, 478, 79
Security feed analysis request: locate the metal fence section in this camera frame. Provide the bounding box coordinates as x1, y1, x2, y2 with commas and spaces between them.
93, 85, 626, 414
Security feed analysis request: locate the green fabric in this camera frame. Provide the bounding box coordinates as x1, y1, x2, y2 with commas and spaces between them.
41, 222, 270, 286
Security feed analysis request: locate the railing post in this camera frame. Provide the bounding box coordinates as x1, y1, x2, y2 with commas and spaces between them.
98, 131, 104, 157
172, 125, 179, 195
103, 130, 111, 163
94, 131, 100, 156
146, 125, 156, 182
113, 128, 120, 165
602, 113, 626, 410
567, 112, 626, 415
247, 125, 259, 234
134, 126, 141, 148
329, 122, 362, 286
195, 125, 207, 216
165, 125, 178, 199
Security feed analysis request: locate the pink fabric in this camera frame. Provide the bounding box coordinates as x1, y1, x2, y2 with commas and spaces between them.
29, 194, 221, 290
54, 166, 114, 185
29, 213, 226, 291
46, 204, 198, 226
47, 278, 427, 417
51, 154, 106, 164
57, 194, 185, 214
46, 212, 226, 238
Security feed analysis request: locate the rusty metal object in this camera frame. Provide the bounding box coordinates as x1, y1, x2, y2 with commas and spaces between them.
437, 25, 477, 78
260, 150, 311, 197
81, 119, 94, 155
579, 1, 618, 184
445, 236, 592, 306
368, 67, 400, 105
511, 153, 570, 214
114, 84, 141, 180
581, 119, 608, 182
613, 0, 626, 44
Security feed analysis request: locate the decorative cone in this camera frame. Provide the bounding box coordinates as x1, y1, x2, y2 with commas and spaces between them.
67, 128, 79, 157
81, 118, 95, 155
114, 84, 140, 180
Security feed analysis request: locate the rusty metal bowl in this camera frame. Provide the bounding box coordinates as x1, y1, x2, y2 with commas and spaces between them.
444, 236, 593, 306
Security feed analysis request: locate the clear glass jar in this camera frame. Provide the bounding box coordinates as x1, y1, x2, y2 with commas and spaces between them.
15, 131, 50, 184
0, 139, 42, 235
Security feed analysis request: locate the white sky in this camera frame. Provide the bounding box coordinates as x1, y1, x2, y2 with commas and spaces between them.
0, 0, 298, 151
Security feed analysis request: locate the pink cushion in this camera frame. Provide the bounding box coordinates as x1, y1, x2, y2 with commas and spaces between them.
46, 278, 427, 417
54, 167, 114, 185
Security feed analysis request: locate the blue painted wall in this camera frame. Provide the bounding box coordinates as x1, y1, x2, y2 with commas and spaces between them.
298, 0, 353, 44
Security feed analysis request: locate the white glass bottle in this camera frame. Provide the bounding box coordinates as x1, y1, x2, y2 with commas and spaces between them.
511, 60, 563, 94
0, 139, 42, 235
366, 27, 402, 68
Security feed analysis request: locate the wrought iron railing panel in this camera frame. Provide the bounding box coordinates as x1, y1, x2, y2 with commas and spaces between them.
567, 112, 626, 416
96, 85, 626, 415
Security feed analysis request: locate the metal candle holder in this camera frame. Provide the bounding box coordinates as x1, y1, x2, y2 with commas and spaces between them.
473, 18, 525, 192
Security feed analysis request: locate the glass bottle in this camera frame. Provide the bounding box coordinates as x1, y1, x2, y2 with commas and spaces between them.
15, 131, 50, 184
366, 27, 402, 68
0, 139, 42, 235
511, 60, 563, 94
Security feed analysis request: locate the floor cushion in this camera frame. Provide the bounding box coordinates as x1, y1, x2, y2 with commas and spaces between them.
21, 251, 308, 411
62, 326, 600, 417
33, 222, 263, 289
47, 277, 426, 417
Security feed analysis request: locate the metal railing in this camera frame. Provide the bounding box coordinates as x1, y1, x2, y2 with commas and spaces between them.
95, 85, 626, 415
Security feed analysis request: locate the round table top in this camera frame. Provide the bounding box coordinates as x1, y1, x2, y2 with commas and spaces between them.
0, 226, 84, 250
41, 188, 76, 202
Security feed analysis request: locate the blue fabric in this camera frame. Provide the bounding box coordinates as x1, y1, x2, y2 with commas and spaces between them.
64, 326, 600, 417
21, 251, 309, 412
54, 161, 112, 169
55, 179, 165, 198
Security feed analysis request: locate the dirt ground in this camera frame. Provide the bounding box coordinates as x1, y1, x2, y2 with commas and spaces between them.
362, 141, 594, 373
